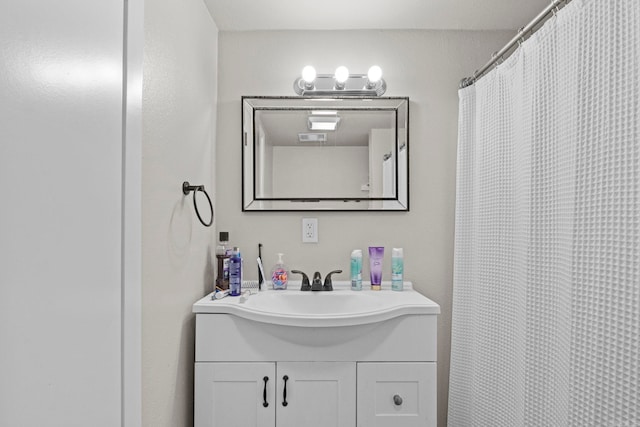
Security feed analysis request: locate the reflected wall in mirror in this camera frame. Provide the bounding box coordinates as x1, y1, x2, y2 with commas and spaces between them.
242, 97, 409, 211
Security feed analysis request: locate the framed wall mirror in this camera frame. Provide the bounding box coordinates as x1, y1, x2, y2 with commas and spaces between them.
242, 96, 409, 211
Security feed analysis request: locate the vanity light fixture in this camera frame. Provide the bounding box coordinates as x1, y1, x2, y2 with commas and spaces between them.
366, 65, 383, 89
293, 65, 386, 96
301, 65, 317, 90
334, 66, 349, 90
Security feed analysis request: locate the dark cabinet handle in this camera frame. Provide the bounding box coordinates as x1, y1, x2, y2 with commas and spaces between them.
262, 376, 269, 407
393, 394, 403, 406
282, 375, 289, 406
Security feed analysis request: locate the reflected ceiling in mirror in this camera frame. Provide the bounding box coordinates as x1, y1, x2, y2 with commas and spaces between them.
242, 97, 409, 211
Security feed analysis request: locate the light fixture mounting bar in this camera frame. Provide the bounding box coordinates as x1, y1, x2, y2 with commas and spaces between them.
294, 74, 386, 97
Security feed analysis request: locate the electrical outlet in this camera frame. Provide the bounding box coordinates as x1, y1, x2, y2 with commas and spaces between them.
302, 218, 318, 243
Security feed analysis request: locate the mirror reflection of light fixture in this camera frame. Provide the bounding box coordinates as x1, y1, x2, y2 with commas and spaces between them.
311, 110, 338, 115
298, 132, 327, 143
308, 115, 341, 131
293, 65, 386, 96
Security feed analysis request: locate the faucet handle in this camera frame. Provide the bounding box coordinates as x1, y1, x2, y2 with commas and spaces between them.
291, 270, 311, 291
311, 271, 323, 291
323, 270, 342, 291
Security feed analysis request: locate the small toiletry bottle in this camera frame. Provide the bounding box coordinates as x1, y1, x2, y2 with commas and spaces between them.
391, 248, 404, 291
350, 249, 363, 291
271, 253, 288, 290
215, 232, 230, 290
229, 247, 243, 296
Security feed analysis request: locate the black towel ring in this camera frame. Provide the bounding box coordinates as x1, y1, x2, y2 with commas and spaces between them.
182, 181, 214, 227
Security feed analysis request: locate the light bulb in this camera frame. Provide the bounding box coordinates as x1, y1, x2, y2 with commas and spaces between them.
301, 65, 316, 83
367, 65, 383, 83
334, 66, 349, 84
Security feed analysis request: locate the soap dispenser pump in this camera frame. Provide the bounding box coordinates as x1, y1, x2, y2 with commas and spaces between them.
271, 253, 288, 290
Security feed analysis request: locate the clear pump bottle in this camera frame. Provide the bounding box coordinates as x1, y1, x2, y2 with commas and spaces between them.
271, 253, 288, 290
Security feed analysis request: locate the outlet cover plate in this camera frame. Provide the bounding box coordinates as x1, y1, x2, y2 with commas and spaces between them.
302, 218, 318, 243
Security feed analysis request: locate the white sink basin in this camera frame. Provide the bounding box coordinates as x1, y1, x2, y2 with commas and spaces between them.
192, 282, 440, 327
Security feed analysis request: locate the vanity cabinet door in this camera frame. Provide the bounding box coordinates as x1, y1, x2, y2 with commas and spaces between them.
276, 362, 356, 427
357, 362, 437, 427
195, 362, 276, 427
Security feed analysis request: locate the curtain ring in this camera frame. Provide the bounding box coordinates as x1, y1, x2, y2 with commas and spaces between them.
517, 26, 526, 46
182, 181, 214, 227
490, 51, 505, 66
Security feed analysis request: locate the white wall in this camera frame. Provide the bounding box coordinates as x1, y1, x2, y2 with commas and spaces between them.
142, 0, 218, 425
0, 1, 127, 425
272, 146, 368, 198
215, 29, 511, 427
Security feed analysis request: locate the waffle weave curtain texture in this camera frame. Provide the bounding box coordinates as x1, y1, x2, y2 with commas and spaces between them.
449, 0, 639, 425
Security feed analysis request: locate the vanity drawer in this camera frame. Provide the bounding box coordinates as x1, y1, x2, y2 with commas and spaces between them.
357, 362, 437, 427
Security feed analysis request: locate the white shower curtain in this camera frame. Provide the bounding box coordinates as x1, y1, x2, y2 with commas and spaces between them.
449, 1, 639, 426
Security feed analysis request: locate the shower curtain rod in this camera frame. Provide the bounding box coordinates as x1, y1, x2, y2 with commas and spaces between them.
459, 0, 571, 88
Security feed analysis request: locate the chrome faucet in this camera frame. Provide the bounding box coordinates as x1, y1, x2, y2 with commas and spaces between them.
291, 270, 342, 291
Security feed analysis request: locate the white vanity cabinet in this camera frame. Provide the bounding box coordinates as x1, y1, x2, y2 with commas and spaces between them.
277, 362, 356, 427
195, 362, 275, 427
357, 362, 437, 426
193, 286, 440, 427
195, 361, 355, 427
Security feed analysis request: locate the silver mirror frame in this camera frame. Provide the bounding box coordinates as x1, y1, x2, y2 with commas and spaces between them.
242, 96, 409, 212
